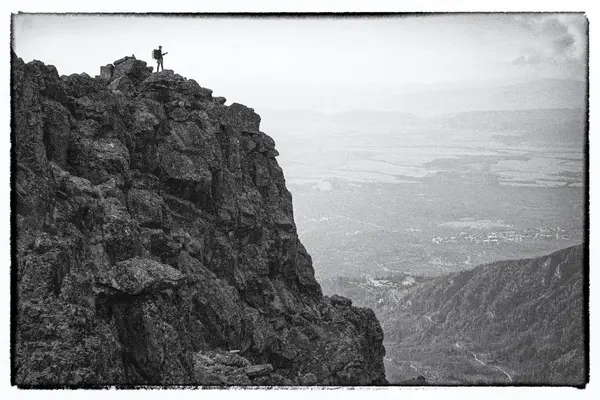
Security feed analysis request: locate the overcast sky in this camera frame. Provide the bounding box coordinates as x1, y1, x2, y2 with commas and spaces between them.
12, 13, 588, 112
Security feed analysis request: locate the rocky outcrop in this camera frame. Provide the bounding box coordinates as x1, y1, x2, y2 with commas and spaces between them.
13, 53, 387, 386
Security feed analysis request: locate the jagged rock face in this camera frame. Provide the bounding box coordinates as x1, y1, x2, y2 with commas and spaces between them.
13, 54, 387, 386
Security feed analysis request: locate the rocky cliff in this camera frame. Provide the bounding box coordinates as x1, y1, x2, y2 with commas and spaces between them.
12, 54, 387, 386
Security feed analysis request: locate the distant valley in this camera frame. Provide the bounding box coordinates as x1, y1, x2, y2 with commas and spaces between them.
262, 106, 585, 280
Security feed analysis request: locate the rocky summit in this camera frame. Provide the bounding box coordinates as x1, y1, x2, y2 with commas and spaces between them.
12, 53, 387, 386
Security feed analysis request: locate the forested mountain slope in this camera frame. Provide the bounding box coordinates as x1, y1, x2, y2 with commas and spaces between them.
324, 245, 586, 385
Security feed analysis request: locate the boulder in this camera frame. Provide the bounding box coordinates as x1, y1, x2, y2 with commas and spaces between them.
96, 257, 185, 298
140, 72, 213, 104
330, 294, 353, 307
100, 64, 114, 81
243, 364, 273, 378
224, 103, 261, 133
111, 57, 152, 85
168, 107, 190, 122
113, 55, 135, 65
299, 372, 318, 386
108, 75, 134, 93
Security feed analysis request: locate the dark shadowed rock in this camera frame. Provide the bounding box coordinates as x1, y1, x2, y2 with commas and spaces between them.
127, 188, 171, 231
67, 137, 131, 185
330, 294, 352, 307
266, 149, 280, 158
41, 99, 72, 168
73, 96, 110, 125
398, 376, 429, 385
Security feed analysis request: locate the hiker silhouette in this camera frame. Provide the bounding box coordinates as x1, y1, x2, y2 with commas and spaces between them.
153, 46, 168, 72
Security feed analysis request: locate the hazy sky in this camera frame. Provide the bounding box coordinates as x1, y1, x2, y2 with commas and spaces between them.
12, 13, 588, 112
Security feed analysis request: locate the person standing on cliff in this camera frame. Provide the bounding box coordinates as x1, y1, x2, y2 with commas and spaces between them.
153, 46, 168, 72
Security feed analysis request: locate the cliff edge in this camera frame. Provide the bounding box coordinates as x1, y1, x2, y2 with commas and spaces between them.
12, 54, 387, 386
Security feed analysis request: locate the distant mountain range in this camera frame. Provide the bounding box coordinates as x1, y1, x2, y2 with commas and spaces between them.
261, 106, 586, 147
257, 78, 586, 117
433, 108, 586, 146
322, 244, 586, 385
388, 79, 586, 116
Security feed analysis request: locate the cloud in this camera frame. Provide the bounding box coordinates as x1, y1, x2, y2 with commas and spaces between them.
511, 48, 542, 66
553, 34, 576, 55
542, 18, 569, 36
510, 14, 587, 75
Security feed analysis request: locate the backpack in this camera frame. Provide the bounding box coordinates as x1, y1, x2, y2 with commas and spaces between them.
152, 49, 161, 59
